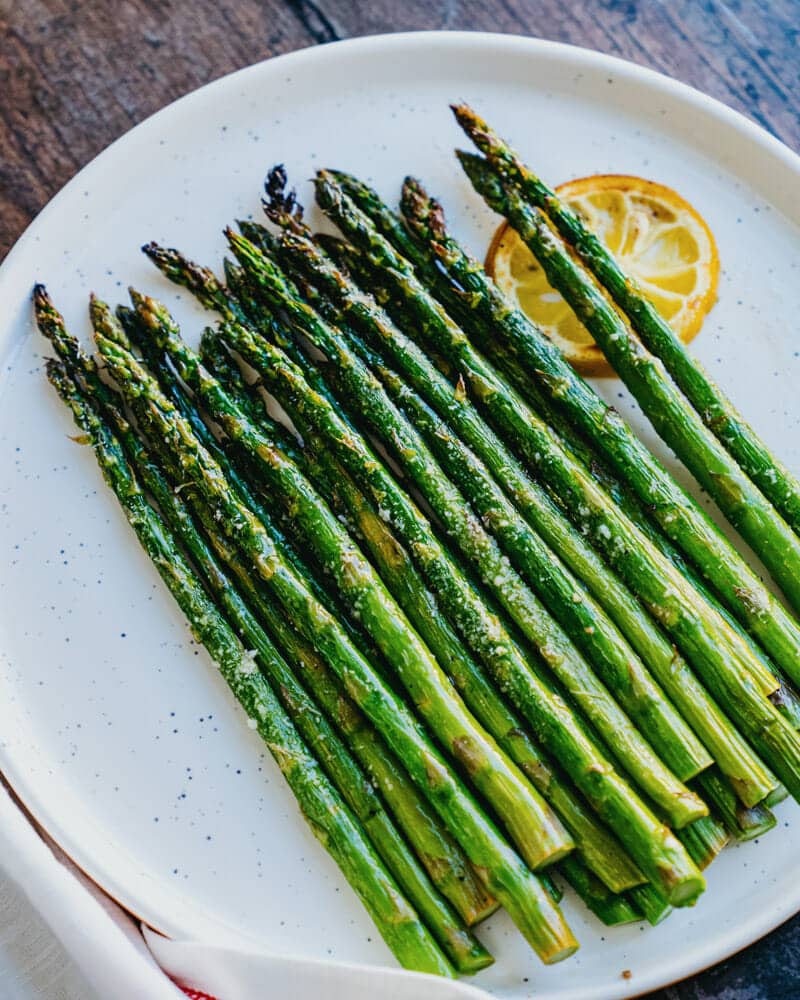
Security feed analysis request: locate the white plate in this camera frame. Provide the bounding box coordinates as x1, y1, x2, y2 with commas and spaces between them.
1, 31, 799, 1000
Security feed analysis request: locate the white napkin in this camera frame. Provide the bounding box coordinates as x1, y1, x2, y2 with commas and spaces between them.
146, 931, 491, 1000
0, 781, 183, 1000
0, 780, 491, 1000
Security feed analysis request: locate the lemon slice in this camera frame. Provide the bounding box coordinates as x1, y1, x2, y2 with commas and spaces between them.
486, 174, 719, 376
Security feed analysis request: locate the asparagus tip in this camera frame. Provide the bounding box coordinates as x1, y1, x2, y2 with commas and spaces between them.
450, 103, 488, 138
326, 167, 359, 186
263, 164, 294, 213
401, 177, 447, 241
450, 102, 475, 124
262, 165, 309, 238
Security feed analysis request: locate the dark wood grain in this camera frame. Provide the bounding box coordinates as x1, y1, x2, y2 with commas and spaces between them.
2, 0, 799, 260
1, 3, 799, 997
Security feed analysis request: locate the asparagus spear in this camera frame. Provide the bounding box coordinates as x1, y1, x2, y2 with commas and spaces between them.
118, 301, 567, 906
311, 172, 800, 804
130, 294, 576, 877
100, 383, 492, 973
225, 232, 709, 832
42, 354, 455, 977
203, 331, 666, 909
311, 186, 796, 716
91, 299, 499, 933
453, 103, 800, 543
452, 311, 800, 723
268, 226, 776, 807
328, 171, 795, 700
469, 323, 800, 715
111, 310, 500, 929
196, 402, 642, 926
445, 153, 800, 683
113, 305, 392, 682
93, 325, 579, 963
461, 155, 800, 611
200, 245, 705, 905
354, 340, 710, 782
213, 524, 500, 927
51, 287, 499, 930
300, 440, 644, 893
256, 199, 709, 787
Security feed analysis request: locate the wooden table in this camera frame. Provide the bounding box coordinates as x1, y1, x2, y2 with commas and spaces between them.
1, 3, 798, 997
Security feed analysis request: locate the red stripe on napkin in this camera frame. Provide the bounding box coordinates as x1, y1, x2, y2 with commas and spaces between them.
181, 990, 218, 1000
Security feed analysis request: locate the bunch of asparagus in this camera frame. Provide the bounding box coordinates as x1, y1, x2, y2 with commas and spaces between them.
34, 104, 800, 977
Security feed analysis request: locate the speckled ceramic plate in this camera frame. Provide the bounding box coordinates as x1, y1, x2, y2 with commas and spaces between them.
1, 31, 799, 1000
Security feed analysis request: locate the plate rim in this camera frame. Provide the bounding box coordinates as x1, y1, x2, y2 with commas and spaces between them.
1, 29, 799, 1000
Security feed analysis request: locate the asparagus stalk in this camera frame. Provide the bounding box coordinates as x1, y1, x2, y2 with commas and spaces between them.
256, 204, 709, 786
300, 440, 644, 893
356, 342, 710, 784
473, 328, 800, 715
64, 290, 498, 928
311, 172, 800, 804
111, 310, 500, 929
444, 153, 800, 684
204, 243, 705, 905
204, 333, 671, 912
270, 226, 775, 807
453, 103, 800, 544
765, 784, 789, 807
456, 316, 800, 723
311, 189, 794, 715
130, 294, 576, 878
226, 232, 709, 832
90, 301, 499, 934
99, 382, 492, 973
195, 411, 641, 927
462, 155, 800, 609
328, 172, 791, 707
113, 305, 391, 679
41, 353, 455, 977
93, 326, 580, 964
120, 300, 564, 912
212, 525, 500, 927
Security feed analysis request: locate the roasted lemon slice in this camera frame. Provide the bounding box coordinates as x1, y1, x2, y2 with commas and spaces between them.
486, 174, 719, 376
